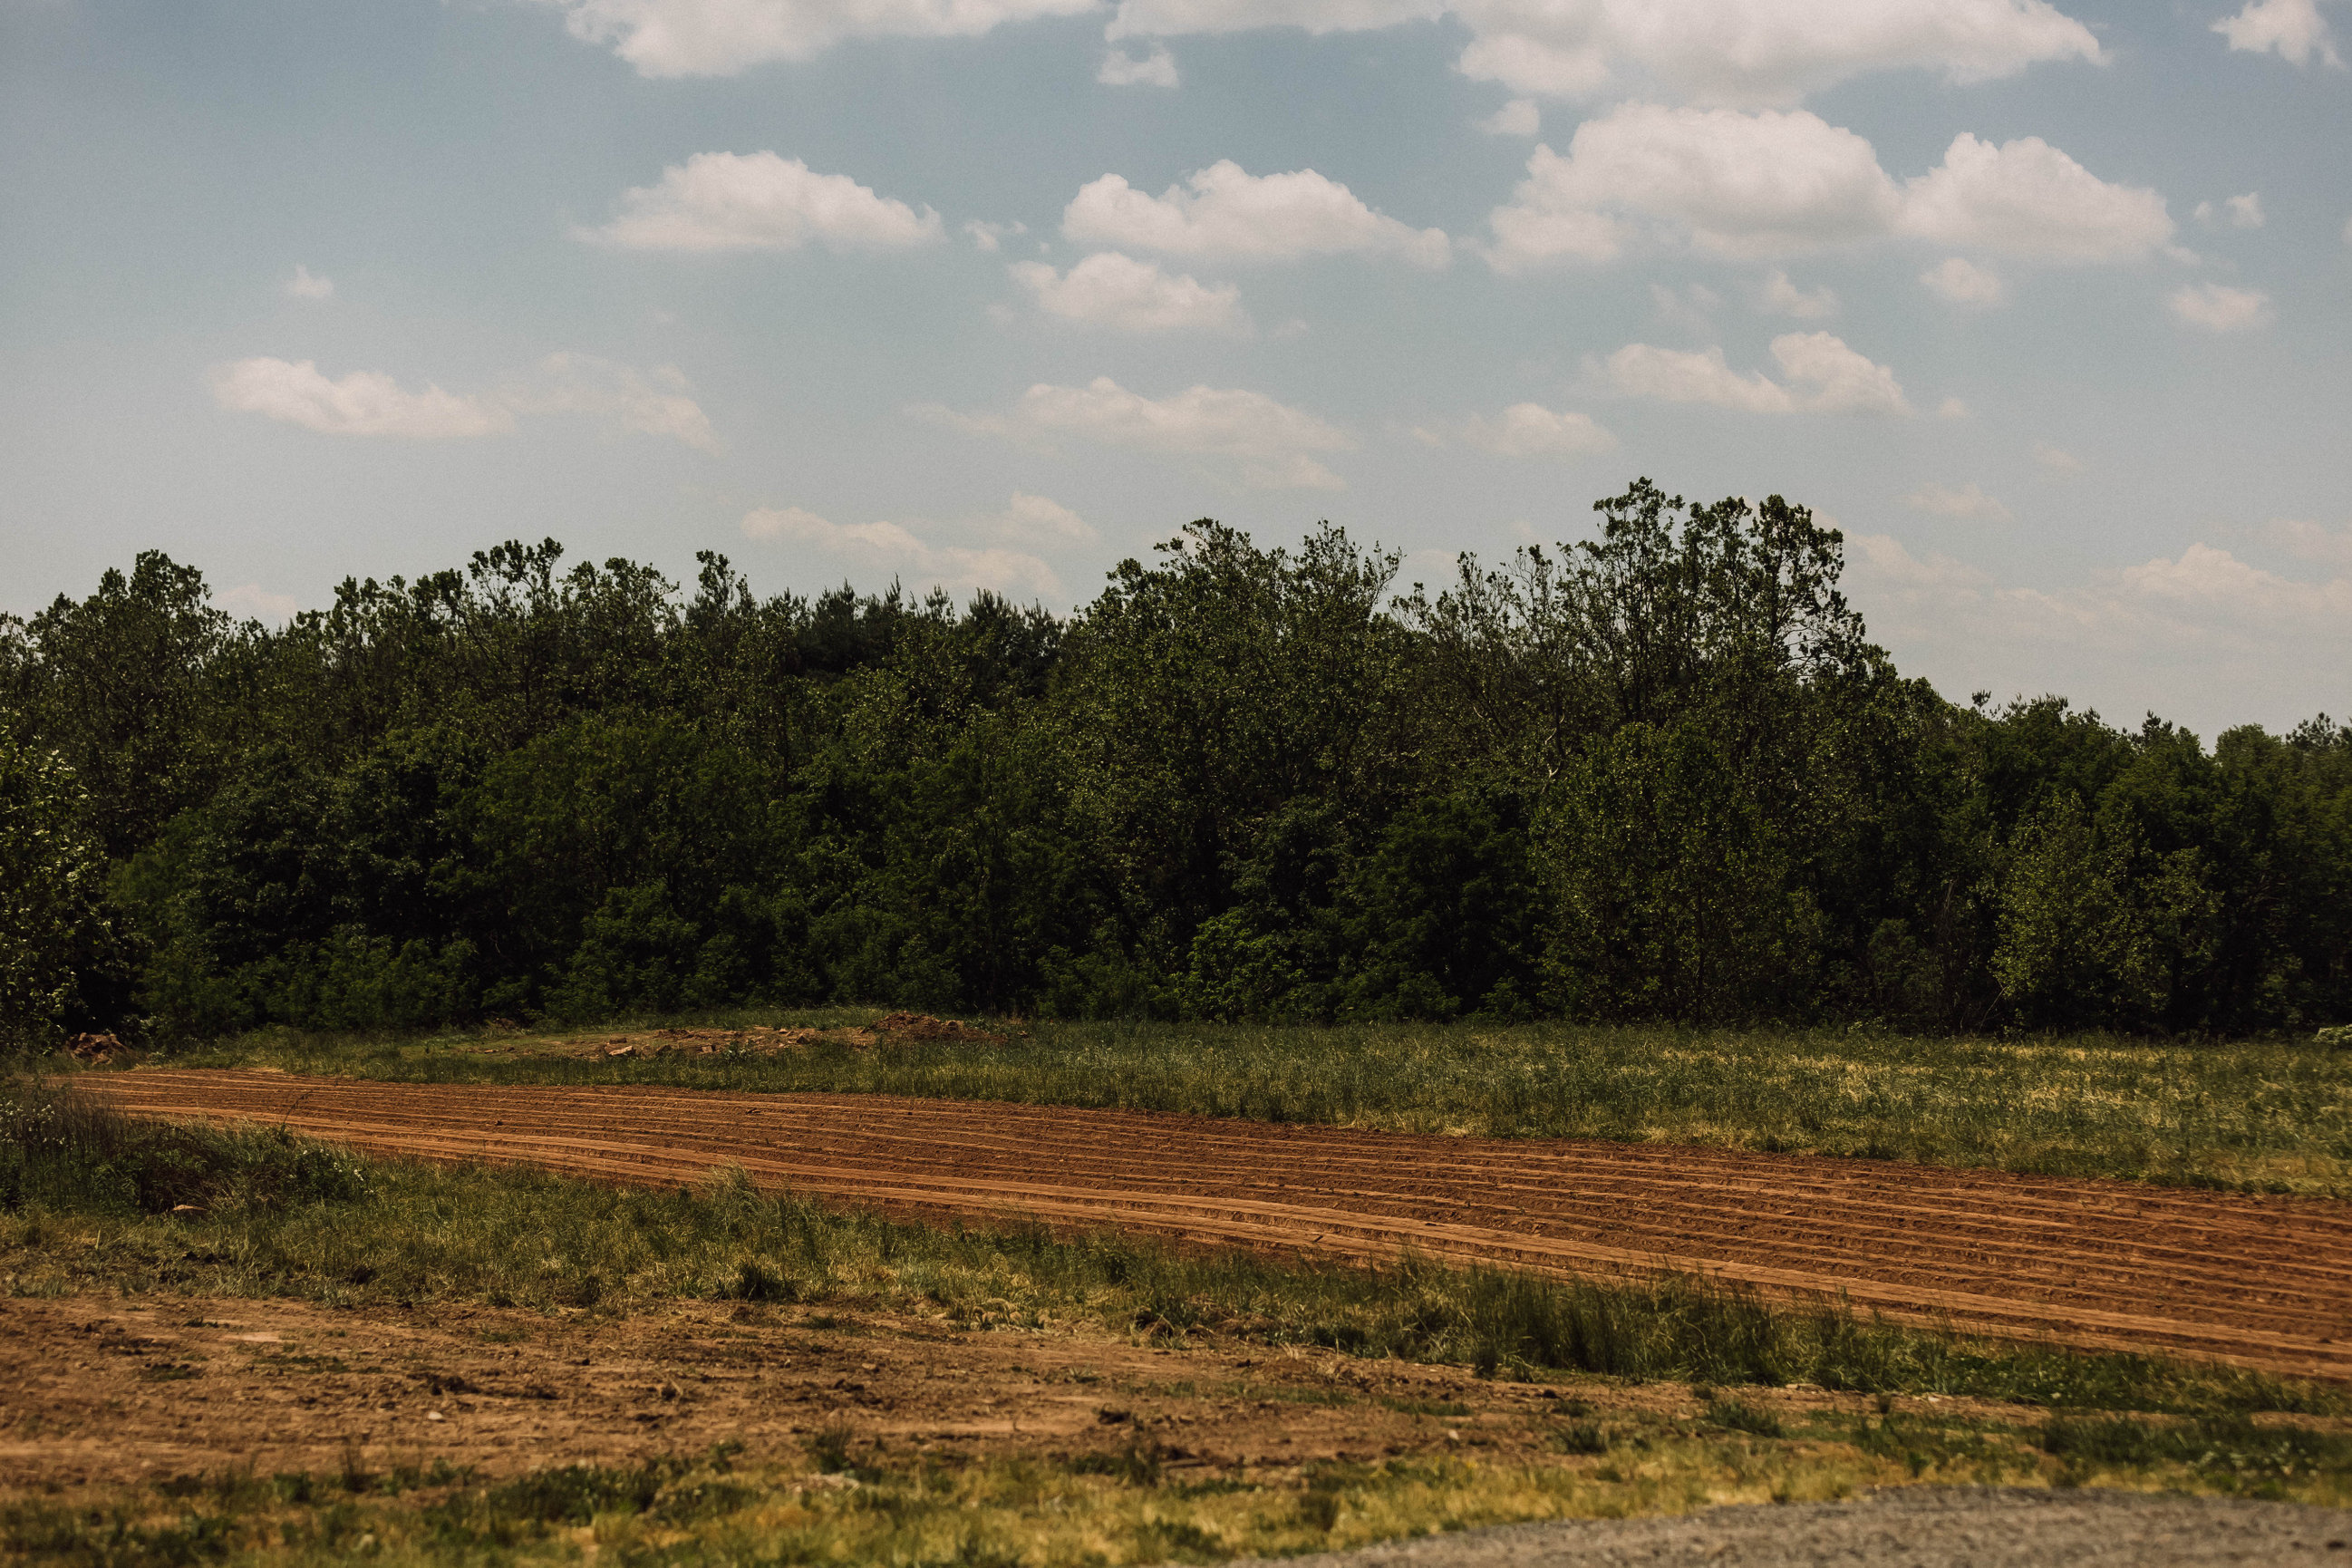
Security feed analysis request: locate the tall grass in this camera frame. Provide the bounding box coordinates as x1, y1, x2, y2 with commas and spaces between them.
166, 1014, 2352, 1195
1, 1078, 2330, 1418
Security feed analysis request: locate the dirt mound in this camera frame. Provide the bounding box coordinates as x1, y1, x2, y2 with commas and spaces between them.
65, 1031, 123, 1064
79, 1070, 2352, 1380
872, 1012, 1005, 1045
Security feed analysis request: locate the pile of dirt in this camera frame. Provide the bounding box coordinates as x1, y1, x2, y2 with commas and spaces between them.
872, 1012, 1006, 1046
65, 1031, 122, 1064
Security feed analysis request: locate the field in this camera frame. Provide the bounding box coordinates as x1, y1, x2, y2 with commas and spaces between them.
13, 1017, 2352, 1563
169, 1011, 2352, 1195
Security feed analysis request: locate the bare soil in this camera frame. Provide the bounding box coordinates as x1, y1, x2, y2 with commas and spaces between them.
0, 1291, 1751, 1493
81, 1070, 2352, 1380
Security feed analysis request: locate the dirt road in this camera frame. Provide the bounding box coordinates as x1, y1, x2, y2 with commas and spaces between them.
82, 1070, 2352, 1379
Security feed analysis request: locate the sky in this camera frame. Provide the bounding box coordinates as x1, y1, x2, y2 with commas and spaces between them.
3, 0, 2347, 739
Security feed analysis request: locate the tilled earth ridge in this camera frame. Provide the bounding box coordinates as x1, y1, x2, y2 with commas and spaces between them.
1227, 1488, 2352, 1567
82, 1070, 2352, 1379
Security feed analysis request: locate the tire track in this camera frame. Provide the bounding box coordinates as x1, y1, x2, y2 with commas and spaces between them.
81, 1070, 2352, 1379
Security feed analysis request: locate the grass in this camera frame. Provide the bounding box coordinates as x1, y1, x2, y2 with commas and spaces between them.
0, 1077, 2335, 1418
134, 1011, 2352, 1195
11, 1402, 2352, 1568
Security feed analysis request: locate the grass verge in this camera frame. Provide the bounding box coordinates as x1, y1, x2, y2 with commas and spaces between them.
133, 1011, 2352, 1196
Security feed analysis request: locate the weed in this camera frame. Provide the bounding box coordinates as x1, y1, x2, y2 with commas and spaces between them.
808, 1422, 858, 1475
1702, 1398, 1785, 1438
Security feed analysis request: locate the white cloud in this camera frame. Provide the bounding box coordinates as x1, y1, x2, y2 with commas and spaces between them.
210, 358, 515, 439
2213, 0, 2342, 68
740, 505, 1063, 596
1758, 267, 1835, 317
1603, 330, 1909, 415
964, 219, 1029, 252
2033, 441, 2084, 476
1903, 480, 2011, 521
1482, 111, 2164, 272
1485, 106, 1896, 267
1108, 0, 2099, 108
2195, 191, 2266, 228
1062, 160, 1450, 266
1011, 251, 1249, 334
1937, 397, 1970, 420
285, 265, 334, 301
580, 151, 943, 252
503, 353, 722, 451
1107, 0, 1444, 42
211, 354, 718, 448
988, 491, 1099, 544
927, 375, 1355, 489
1649, 280, 1721, 338
1605, 344, 1791, 412
2264, 518, 2352, 569
1897, 133, 2173, 262
1099, 43, 1180, 83
1920, 256, 2007, 306
1479, 99, 1541, 136
2168, 282, 2275, 333
529, 0, 1098, 75
1421, 402, 1618, 456
213, 584, 302, 624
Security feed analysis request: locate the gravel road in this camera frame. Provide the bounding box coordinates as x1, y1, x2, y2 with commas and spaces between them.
1229, 1488, 2352, 1566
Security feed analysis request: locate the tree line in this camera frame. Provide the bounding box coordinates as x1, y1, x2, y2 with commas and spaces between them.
4, 479, 2347, 1040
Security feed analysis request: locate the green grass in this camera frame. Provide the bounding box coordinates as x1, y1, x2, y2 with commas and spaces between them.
1, 1077, 2335, 1419
139, 1011, 2352, 1195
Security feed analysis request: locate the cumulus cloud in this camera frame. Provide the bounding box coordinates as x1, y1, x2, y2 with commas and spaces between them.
2034, 441, 2085, 476
580, 151, 943, 252
2195, 192, 2266, 228
1896, 133, 2173, 262
1903, 480, 2011, 521
1485, 106, 1896, 266
1920, 256, 2007, 306
1108, 0, 2098, 107
1758, 267, 1835, 317
740, 505, 1064, 597
925, 375, 1355, 489
211, 354, 719, 448
1099, 43, 1180, 83
210, 358, 515, 439
1107, 0, 1443, 41
1011, 252, 1249, 334
1846, 529, 2352, 732
2262, 517, 2352, 569
1063, 160, 1450, 266
213, 584, 302, 624
1479, 99, 1542, 136
2168, 282, 2275, 332
1604, 331, 1910, 415
964, 219, 1029, 253
988, 491, 1099, 543
1482, 111, 2165, 271
503, 353, 722, 451
2212, 0, 2342, 68
528, 0, 1097, 75
1418, 402, 1617, 456
285, 265, 334, 301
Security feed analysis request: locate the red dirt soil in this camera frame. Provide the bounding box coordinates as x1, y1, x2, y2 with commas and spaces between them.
82, 1070, 2352, 1381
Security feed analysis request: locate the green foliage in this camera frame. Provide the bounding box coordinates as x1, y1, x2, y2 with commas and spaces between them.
5, 488, 2347, 1038
0, 737, 117, 1036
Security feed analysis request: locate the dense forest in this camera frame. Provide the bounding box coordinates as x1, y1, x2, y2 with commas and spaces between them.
3, 479, 2347, 1041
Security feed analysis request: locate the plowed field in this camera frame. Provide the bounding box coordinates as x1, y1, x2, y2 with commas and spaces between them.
83, 1070, 2352, 1380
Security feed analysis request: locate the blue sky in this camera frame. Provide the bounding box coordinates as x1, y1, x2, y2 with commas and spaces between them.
3, 0, 2347, 737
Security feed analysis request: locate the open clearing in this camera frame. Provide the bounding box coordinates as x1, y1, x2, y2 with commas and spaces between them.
82, 1070, 2352, 1380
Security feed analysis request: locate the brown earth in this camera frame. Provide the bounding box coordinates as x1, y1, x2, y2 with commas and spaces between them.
0, 1292, 1689, 1492
79, 1070, 2352, 1381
